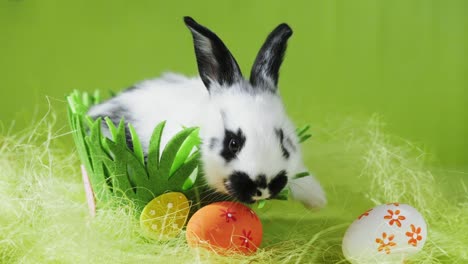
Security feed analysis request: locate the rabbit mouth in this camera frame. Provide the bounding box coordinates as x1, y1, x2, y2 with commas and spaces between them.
223, 177, 256, 204
222, 170, 289, 204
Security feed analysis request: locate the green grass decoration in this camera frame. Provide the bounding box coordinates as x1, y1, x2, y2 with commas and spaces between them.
296, 124, 312, 143
67, 90, 203, 211
67, 90, 313, 212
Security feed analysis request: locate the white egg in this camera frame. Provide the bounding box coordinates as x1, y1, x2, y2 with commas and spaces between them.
342, 203, 427, 263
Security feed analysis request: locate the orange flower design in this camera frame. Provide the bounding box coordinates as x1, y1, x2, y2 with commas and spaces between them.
375, 232, 397, 254
406, 224, 423, 246
386, 202, 400, 206
384, 209, 406, 227
358, 209, 373, 220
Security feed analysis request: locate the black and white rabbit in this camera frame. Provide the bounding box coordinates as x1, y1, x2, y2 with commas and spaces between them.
88, 17, 326, 208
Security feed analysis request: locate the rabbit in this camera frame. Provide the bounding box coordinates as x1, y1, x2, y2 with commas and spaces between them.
87, 16, 326, 208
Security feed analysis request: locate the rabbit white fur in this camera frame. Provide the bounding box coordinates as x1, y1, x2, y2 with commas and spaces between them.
88, 17, 326, 208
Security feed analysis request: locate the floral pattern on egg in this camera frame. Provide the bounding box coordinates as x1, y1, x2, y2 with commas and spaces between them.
406, 224, 423, 247
343, 203, 427, 264
140, 192, 190, 240
186, 201, 263, 255
384, 209, 406, 227
376, 232, 397, 254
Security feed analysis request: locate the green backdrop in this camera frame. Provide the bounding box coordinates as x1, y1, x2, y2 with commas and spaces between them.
0, 0, 466, 169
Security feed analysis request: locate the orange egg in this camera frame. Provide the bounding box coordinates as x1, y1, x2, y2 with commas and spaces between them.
186, 201, 263, 255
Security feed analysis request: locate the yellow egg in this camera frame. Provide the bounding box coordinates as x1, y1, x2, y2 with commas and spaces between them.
140, 192, 190, 239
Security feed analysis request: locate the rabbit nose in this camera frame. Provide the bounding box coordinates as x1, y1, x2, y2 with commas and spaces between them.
226, 172, 285, 203
252, 174, 270, 200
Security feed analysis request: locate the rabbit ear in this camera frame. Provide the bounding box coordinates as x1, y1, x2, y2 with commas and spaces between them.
250, 24, 292, 91
184, 17, 243, 90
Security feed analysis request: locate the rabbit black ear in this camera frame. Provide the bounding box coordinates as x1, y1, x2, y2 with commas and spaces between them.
184, 17, 243, 90
250, 24, 292, 91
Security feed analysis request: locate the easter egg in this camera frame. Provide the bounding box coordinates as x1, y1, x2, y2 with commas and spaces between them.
342, 203, 427, 263
140, 192, 190, 239
186, 201, 263, 255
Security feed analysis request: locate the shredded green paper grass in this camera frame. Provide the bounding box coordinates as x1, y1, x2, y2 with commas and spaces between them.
1, 107, 467, 263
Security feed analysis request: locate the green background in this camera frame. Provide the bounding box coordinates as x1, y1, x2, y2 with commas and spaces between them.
0, 0, 466, 169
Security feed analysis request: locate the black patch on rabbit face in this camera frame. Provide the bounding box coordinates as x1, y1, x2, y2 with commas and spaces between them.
226, 171, 256, 203
220, 129, 246, 162
226, 171, 288, 202
268, 170, 288, 197
275, 128, 290, 159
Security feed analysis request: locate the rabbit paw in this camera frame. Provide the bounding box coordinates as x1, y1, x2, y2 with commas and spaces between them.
289, 175, 327, 209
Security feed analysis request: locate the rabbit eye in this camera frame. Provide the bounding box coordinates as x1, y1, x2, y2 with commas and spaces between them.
220, 129, 246, 162
228, 138, 240, 154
